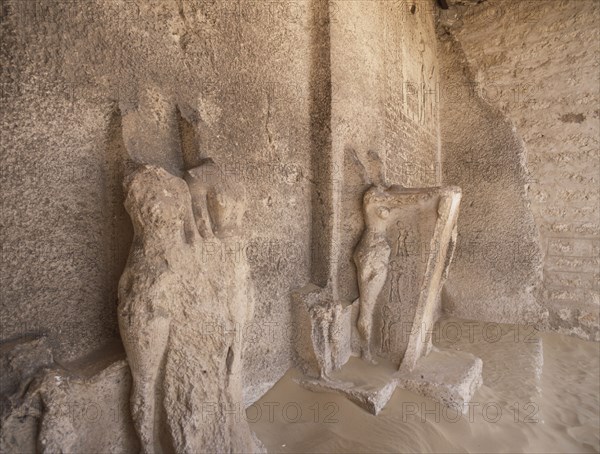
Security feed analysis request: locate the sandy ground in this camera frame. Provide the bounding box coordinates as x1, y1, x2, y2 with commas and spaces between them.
249, 329, 599, 453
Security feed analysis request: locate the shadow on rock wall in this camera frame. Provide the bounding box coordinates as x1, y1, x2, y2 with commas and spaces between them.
438, 30, 546, 326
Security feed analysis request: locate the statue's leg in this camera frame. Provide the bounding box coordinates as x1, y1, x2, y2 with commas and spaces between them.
119, 312, 170, 454
355, 235, 391, 364
357, 292, 376, 361
319, 317, 333, 380
356, 267, 388, 363
229, 306, 247, 378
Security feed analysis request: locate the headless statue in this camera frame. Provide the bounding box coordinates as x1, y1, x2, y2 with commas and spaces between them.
118, 163, 259, 454
353, 187, 392, 363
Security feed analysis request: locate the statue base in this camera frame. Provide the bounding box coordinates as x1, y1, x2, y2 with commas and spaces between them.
396, 347, 483, 415
297, 357, 399, 415
297, 347, 483, 416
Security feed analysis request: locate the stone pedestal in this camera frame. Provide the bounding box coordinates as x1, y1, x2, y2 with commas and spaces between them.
299, 357, 398, 415
396, 347, 483, 414
297, 346, 482, 416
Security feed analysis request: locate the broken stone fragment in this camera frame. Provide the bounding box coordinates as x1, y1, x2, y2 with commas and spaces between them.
0, 335, 53, 409
292, 284, 353, 379
396, 347, 483, 415
0, 350, 138, 454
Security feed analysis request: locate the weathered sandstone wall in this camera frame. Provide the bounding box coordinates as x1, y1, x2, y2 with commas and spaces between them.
438, 0, 599, 339
0, 0, 445, 405
0, 0, 316, 401
3, 1, 595, 428
330, 0, 442, 301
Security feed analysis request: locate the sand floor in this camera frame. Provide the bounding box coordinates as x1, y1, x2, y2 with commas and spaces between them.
249, 327, 599, 453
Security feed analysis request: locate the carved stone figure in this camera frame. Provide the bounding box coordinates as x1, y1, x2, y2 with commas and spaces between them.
291, 284, 353, 379
294, 184, 482, 417
185, 159, 255, 380
354, 185, 462, 368
308, 291, 347, 380
353, 187, 392, 362
185, 158, 247, 240
118, 164, 259, 453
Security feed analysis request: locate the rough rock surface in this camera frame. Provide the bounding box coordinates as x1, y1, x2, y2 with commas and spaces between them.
1, 0, 596, 450
0, 336, 54, 452
299, 357, 399, 415
0, 349, 138, 454
0, 335, 53, 409
330, 0, 443, 304
0, 0, 313, 399
438, 27, 546, 327
438, 0, 599, 339
397, 347, 483, 414
118, 165, 261, 453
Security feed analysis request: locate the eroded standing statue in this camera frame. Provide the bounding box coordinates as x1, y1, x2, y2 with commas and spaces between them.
118, 164, 260, 453
353, 187, 392, 363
